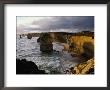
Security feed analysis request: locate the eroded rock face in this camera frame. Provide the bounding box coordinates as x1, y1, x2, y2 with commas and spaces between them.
70, 58, 94, 74
39, 33, 53, 52
68, 36, 94, 59
82, 42, 94, 59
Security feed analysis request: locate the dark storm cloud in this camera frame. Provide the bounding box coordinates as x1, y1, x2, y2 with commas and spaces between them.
17, 16, 94, 33
32, 16, 94, 32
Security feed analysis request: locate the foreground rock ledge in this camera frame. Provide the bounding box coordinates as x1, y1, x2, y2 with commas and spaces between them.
16, 59, 46, 74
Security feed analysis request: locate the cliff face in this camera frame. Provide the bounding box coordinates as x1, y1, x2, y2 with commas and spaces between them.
50, 32, 94, 59
68, 36, 94, 59
51, 32, 67, 43
17, 32, 94, 74
70, 58, 94, 74
82, 42, 94, 59
38, 32, 94, 59
67, 34, 94, 74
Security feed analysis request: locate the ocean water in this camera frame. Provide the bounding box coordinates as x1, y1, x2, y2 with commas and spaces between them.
16, 35, 80, 74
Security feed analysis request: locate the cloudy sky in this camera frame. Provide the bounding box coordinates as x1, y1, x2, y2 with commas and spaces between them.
17, 16, 94, 34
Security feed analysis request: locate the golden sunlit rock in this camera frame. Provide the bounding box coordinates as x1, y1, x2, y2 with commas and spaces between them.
71, 58, 94, 74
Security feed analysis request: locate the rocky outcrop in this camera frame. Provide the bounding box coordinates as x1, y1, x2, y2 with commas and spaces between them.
39, 33, 53, 53
27, 33, 32, 39
62, 43, 69, 51
68, 36, 94, 59
37, 37, 40, 42
16, 59, 46, 74
70, 58, 94, 74
82, 42, 94, 59
40, 44, 53, 53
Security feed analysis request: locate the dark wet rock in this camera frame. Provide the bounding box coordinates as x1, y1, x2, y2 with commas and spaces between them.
39, 33, 53, 52
27, 33, 32, 39
20, 35, 22, 38
53, 50, 60, 54
16, 59, 46, 74
50, 70, 61, 74
53, 50, 56, 52
37, 37, 40, 42
40, 44, 53, 53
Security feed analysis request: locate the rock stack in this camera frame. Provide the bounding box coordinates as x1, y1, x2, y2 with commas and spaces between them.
27, 33, 32, 39
39, 33, 53, 53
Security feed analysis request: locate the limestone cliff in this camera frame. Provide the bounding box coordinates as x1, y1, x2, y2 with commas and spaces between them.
68, 36, 94, 59
67, 33, 94, 74
70, 58, 94, 74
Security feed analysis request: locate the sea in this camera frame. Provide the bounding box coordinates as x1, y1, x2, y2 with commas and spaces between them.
16, 35, 80, 74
